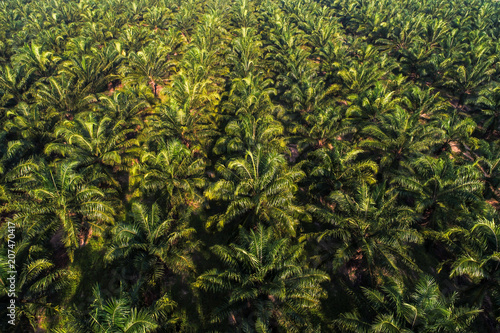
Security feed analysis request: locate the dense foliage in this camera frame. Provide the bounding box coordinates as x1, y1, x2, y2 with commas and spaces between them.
0, 0, 499, 331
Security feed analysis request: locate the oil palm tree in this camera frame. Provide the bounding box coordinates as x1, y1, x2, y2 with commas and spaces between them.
170, 67, 221, 114
192, 10, 230, 52
205, 146, 306, 236
144, 6, 171, 29
13, 42, 59, 79
62, 36, 95, 59
45, 112, 138, 190
305, 142, 378, 200
35, 73, 97, 117
446, 217, 500, 329
474, 84, 500, 136
231, 0, 257, 29
474, 140, 500, 200
443, 54, 495, 105
359, 108, 444, 174
338, 59, 390, 96
6, 160, 114, 262
71, 285, 158, 333
172, 2, 199, 42
292, 105, 353, 155
0, 248, 74, 332
303, 15, 339, 55
37, 26, 67, 55
401, 85, 447, 118
213, 113, 286, 157
145, 99, 217, 154
346, 82, 402, 130
222, 72, 277, 117
309, 183, 420, 285
276, 48, 326, 115
133, 139, 206, 211
195, 224, 329, 332
392, 156, 484, 230
105, 201, 198, 287
226, 27, 262, 78
434, 111, 478, 154
59, 43, 123, 95
317, 39, 348, 84
118, 26, 152, 54
336, 275, 480, 332
0, 65, 32, 104
121, 42, 176, 97
96, 90, 150, 131
4, 102, 58, 164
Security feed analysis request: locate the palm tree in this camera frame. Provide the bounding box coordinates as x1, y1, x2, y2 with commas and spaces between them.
0, 17, 13, 66
226, 27, 262, 78
305, 142, 378, 200
474, 140, 500, 201
222, 72, 277, 117
121, 42, 176, 97
123, 0, 147, 22
35, 73, 97, 117
292, 105, 353, 155
399, 41, 435, 82
144, 6, 171, 30
105, 201, 198, 287
145, 99, 217, 154
266, 15, 305, 75
96, 90, 150, 130
38, 26, 67, 55
318, 40, 348, 84
231, 0, 257, 29
0, 248, 74, 332
346, 82, 402, 130
13, 42, 59, 79
392, 156, 484, 230
62, 36, 95, 59
205, 147, 306, 236
376, 13, 424, 53
171, 60, 221, 113
359, 108, 444, 174
158, 27, 184, 54
0, 65, 32, 104
71, 285, 158, 333
401, 85, 447, 118
336, 275, 480, 332
474, 84, 500, 136
275, 47, 326, 115
172, 2, 199, 42
443, 216, 500, 328
309, 183, 420, 285
195, 224, 329, 332
6, 160, 114, 261
303, 15, 339, 55
421, 18, 450, 50
338, 59, 390, 96
118, 26, 153, 54
59, 43, 123, 94
213, 113, 286, 157
191, 10, 230, 52
45, 111, 138, 190
443, 54, 495, 106
133, 139, 206, 211
4, 102, 58, 164
434, 111, 477, 154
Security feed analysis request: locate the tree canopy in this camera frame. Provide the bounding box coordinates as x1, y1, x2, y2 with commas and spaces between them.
0, 0, 499, 332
